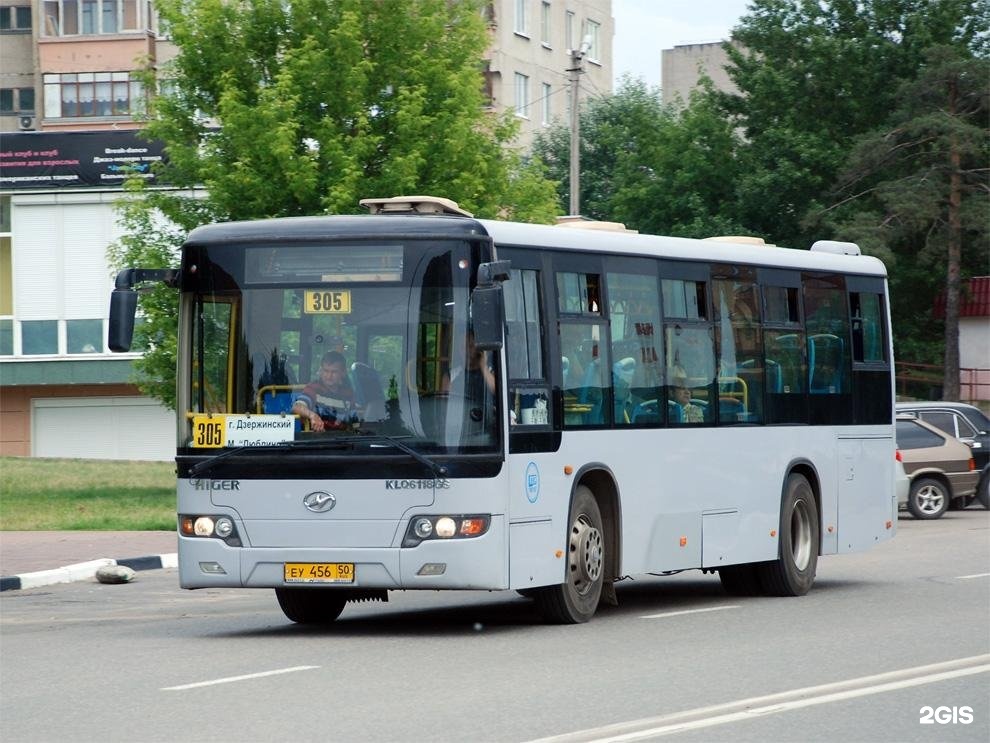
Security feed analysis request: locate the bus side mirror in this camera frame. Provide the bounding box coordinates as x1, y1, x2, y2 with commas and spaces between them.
108, 289, 138, 352
471, 285, 503, 351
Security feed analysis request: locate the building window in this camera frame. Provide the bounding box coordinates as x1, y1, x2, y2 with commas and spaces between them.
514, 72, 529, 118
0, 319, 12, 356
41, 0, 145, 36
67, 319, 103, 354
540, 1, 551, 46
541, 82, 552, 124
514, 0, 528, 36
585, 19, 601, 61
0, 88, 35, 113
43, 72, 145, 119
0, 5, 32, 31
22, 320, 58, 355
565, 10, 574, 51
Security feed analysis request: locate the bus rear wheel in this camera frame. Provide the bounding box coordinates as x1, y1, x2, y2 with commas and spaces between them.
758, 473, 819, 596
535, 485, 605, 624
275, 588, 348, 624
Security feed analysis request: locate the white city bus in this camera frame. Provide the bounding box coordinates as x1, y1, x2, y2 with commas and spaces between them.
109, 196, 896, 624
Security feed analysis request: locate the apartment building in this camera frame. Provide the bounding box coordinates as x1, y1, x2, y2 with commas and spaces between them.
485, 0, 612, 149
0, 0, 613, 460
660, 40, 739, 107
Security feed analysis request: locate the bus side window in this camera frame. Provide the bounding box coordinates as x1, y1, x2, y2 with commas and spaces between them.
762, 283, 807, 424
850, 292, 885, 363
560, 323, 609, 426
505, 268, 549, 427
606, 267, 663, 427
714, 278, 763, 424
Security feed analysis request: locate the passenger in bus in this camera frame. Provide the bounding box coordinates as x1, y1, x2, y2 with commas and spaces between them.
669, 372, 705, 423
292, 351, 358, 431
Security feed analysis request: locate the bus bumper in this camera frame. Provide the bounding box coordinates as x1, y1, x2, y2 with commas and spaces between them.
178, 515, 507, 590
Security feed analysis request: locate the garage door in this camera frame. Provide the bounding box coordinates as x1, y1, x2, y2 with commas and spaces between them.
33, 397, 174, 461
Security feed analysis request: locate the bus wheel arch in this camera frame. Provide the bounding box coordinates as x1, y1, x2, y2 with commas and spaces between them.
758, 463, 820, 596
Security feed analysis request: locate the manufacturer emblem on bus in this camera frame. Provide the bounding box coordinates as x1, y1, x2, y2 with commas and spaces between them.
303, 491, 336, 513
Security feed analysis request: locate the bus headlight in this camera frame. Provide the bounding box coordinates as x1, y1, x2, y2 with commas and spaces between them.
194, 516, 214, 537
180, 514, 241, 546
402, 515, 490, 547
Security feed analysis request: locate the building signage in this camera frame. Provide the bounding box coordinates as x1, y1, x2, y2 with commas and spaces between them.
0, 131, 167, 190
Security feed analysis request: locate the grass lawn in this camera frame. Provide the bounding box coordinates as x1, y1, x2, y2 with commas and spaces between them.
0, 457, 175, 530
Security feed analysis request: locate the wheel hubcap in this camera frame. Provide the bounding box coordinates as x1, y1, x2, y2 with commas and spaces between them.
790, 499, 812, 571
916, 485, 944, 514
569, 514, 603, 595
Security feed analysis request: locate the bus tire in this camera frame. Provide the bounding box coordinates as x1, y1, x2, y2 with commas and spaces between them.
758, 473, 818, 596
534, 485, 605, 624
906, 477, 949, 520
718, 563, 764, 596
275, 588, 348, 624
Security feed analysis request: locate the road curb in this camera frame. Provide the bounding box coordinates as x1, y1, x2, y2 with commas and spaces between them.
0, 553, 178, 592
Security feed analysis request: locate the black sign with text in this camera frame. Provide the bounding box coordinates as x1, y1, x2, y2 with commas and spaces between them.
0, 130, 167, 189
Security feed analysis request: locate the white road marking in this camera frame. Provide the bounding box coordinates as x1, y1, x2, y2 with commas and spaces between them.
525, 655, 990, 743
640, 605, 740, 620
162, 665, 319, 691
955, 572, 990, 580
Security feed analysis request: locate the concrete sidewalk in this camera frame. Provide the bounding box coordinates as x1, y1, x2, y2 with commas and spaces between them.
1, 531, 177, 591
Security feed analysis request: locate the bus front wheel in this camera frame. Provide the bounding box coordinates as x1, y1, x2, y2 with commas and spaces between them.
758, 473, 819, 596
535, 485, 605, 624
275, 588, 348, 624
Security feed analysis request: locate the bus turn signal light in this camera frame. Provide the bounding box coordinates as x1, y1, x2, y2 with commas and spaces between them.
459, 518, 486, 536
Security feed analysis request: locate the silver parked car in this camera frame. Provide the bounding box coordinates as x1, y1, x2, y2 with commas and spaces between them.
895, 415, 979, 519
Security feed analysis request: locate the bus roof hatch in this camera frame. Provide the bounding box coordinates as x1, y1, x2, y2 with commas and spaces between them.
359, 195, 474, 218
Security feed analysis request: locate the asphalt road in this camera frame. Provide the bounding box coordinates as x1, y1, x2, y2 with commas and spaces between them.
1, 509, 987, 743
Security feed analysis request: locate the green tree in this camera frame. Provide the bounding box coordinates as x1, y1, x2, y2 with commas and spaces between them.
111, 0, 559, 407
532, 77, 747, 237
814, 47, 990, 396
722, 0, 987, 248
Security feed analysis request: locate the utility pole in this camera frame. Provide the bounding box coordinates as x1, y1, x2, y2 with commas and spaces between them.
568, 36, 591, 217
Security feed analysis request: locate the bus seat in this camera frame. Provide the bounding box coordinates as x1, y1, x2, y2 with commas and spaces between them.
719, 396, 744, 420
766, 359, 783, 392
351, 362, 386, 422
809, 334, 844, 394
256, 384, 304, 431
631, 399, 660, 424
667, 400, 682, 424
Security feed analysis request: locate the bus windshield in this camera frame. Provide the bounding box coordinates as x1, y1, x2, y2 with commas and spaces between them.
177, 238, 501, 455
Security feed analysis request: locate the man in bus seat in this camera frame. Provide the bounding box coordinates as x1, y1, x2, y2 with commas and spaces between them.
668, 372, 705, 423
292, 350, 359, 431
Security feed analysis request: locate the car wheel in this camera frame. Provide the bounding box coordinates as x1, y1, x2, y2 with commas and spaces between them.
907, 477, 949, 520
977, 473, 989, 510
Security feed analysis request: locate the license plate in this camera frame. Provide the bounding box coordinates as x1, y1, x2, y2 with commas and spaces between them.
283, 562, 355, 584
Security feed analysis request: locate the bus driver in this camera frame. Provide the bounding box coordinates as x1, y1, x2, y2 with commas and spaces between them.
292, 351, 358, 431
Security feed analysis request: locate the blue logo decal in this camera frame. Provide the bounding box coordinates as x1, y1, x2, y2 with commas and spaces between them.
525, 461, 540, 503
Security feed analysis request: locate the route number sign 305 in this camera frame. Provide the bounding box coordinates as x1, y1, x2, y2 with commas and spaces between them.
304, 290, 351, 314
